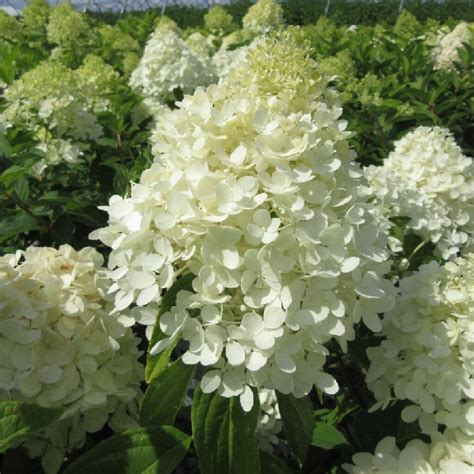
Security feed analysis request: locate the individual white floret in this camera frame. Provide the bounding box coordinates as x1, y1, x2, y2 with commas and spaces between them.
0, 245, 143, 473
367, 255, 474, 436
92, 34, 395, 411
365, 126, 474, 260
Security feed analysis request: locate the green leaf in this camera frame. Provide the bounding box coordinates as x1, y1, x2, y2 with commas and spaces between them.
0, 212, 42, 245
0, 166, 28, 187
259, 451, 292, 474
312, 422, 348, 449
351, 403, 407, 452
0, 135, 12, 158
145, 273, 194, 382
140, 358, 195, 427
51, 214, 75, 244
63, 426, 191, 474
14, 177, 29, 202
0, 402, 63, 453
192, 386, 260, 474
276, 393, 313, 465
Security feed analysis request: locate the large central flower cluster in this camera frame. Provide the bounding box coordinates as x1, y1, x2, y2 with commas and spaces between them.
129, 26, 215, 106
0, 245, 143, 472
364, 126, 474, 260
429, 22, 473, 71
367, 255, 474, 436
345, 429, 474, 473
92, 34, 394, 411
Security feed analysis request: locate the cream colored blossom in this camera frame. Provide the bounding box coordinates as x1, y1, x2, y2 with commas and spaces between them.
92, 34, 394, 411
345, 430, 474, 473
243, 0, 284, 36
129, 26, 215, 104
430, 22, 473, 71
367, 255, 474, 436
46, 0, 92, 50
364, 126, 474, 260
0, 245, 143, 473
204, 5, 236, 36
185, 32, 216, 58
0, 56, 118, 172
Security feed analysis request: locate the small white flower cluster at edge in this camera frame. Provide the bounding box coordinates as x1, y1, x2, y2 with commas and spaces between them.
0, 245, 143, 473
91, 34, 395, 412
367, 254, 474, 437
364, 126, 474, 260
345, 429, 474, 473
430, 22, 473, 71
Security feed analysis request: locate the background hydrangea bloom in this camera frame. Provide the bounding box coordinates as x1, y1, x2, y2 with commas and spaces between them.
0, 56, 119, 173
0, 245, 143, 473
429, 22, 473, 71
46, 0, 92, 54
204, 5, 236, 36
92, 33, 394, 411
242, 0, 284, 36
367, 255, 474, 436
364, 126, 474, 259
129, 25, 215, 106
185, 32, 216, 59
345, 429, 474, 473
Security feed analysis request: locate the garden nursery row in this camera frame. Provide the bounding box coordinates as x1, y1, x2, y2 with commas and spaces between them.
0, 0, 473, 473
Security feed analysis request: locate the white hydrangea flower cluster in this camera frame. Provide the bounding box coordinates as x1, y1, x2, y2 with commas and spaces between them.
129, 26, 215, 106
430, 22, 473, 71
367, 255, 474, 436
92, 34, 394, 411
1, 56, 118, 173
0, 245, 143, 473
256, 389, 282, 451
242, 0, 284, 36
2, 60, 103, 142
345, 429, 474, 473
364, 126, 474, 260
